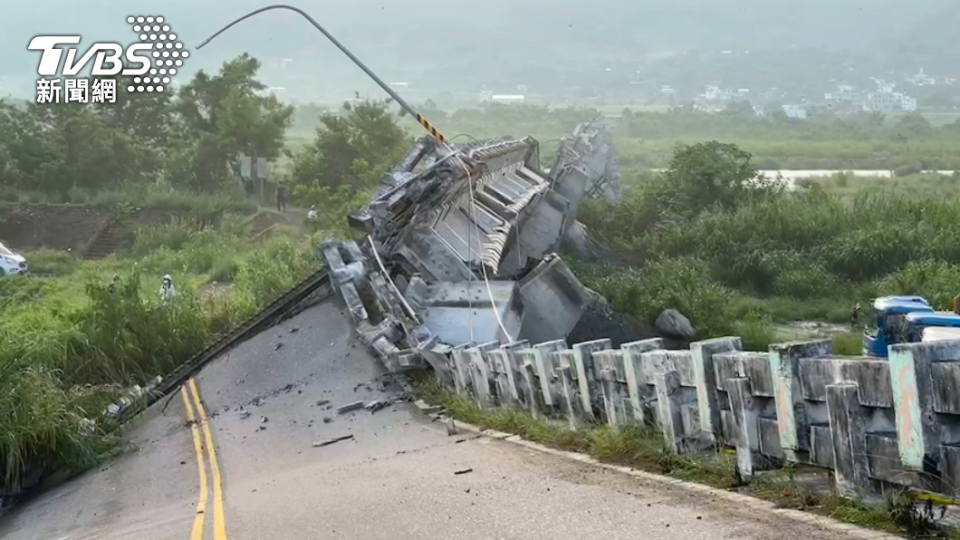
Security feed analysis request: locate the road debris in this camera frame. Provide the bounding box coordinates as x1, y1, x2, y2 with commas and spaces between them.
313, 434, 354, 447
364, 399, 388, 414
239, 411, 251, 420
454, 468, 473, 475
337, 401, 365, 414
275, 342, 284, 351
322, 417, 332, 424
289, 327, 300, 333
260, 416, 269, 423
446, 417, 458, 436
414, 399, 443, 414
316, 399, 330, 406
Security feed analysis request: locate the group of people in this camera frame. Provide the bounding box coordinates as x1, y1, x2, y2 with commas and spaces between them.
275, 182, 319, 223
105, 274, 177, 303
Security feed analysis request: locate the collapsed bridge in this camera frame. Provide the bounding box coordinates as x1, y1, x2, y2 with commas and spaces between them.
321, 120, 620, 373
320, 120, 960, 504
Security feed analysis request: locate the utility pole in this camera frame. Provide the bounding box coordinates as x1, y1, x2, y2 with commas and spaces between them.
253, 150, 262, 207
196, 4, 453, 148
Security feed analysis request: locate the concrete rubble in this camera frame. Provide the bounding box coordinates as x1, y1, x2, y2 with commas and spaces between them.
321, 120, 620, 374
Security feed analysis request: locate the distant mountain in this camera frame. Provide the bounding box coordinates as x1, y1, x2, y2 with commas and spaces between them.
0, 0, 955, 99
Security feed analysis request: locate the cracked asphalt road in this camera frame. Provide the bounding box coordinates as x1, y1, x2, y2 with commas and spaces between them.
0, 299, 876, 540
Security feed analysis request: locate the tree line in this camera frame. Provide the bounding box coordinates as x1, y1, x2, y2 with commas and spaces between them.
0, 55, 413, 203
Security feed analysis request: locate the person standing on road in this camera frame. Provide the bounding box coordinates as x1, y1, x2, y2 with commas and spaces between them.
851, 302, 860, 329
276, 182, 289, 212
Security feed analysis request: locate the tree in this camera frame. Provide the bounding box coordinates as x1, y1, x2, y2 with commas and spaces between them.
0, 99, 144, 195
651, 141, 782, 219
894, 112, 934, 140
172, 54, 293, 191
290, 97, 409, 190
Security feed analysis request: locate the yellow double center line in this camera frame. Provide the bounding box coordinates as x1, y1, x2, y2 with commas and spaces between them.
181, 378, 228, 540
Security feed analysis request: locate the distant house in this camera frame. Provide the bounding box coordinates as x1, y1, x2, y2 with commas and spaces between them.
490, 94, 525, 105
863, 91, 917, 113
824, 85, 858, 104
782, 104, 808, 119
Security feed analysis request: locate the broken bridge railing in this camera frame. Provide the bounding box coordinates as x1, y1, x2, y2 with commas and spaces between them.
321, 249, 960, 503
428, 335, 960, 501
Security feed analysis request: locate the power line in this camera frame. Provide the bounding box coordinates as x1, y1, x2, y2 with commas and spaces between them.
195, 4, 451, 146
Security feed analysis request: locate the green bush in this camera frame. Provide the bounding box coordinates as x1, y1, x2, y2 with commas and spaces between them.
579, 258, 736, 338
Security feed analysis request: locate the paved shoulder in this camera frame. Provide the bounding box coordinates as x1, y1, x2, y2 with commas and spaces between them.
0, 393, 200, 540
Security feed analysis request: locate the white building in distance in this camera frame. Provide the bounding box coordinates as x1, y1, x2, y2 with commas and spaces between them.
863, 90, 917, 112
782, 104, 808, 119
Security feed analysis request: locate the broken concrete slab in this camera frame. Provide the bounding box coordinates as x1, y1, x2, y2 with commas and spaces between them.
336, 401, 364, 414
414, 399, 443, 414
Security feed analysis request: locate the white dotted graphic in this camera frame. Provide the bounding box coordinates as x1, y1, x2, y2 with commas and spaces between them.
126, 15, 189, 93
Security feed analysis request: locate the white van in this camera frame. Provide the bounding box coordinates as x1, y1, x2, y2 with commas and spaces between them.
0, 241, 28, 276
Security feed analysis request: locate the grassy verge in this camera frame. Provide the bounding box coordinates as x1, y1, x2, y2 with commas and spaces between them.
0, 216, 328, 496
411, 377, 956, 538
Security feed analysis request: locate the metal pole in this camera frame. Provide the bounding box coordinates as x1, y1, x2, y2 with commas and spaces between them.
195, 4, 452, 146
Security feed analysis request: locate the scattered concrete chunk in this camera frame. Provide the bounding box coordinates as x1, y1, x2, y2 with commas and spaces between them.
289, 327, 300, 333
337, 401, 364, 414
313, 434, 354, 447
322, 417, 332, 424
260, 416, 269, 423
414, 399, 443, 414
316, 399, 330, 407
239, 411, 251, 420
365, 400, 388, 413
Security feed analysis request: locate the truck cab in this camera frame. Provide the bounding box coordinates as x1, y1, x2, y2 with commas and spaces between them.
863, 296, 934, 358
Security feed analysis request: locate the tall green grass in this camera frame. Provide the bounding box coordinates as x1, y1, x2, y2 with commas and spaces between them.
0, 219, 320, 495
578, 173, 960, 340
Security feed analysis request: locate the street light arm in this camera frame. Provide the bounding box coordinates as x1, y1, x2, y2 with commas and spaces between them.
195, 4, 451, 145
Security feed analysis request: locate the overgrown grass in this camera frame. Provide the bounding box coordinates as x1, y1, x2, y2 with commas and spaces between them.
413, 378, 954, 537
578, 173, 960, 344
0, 217, 322, 495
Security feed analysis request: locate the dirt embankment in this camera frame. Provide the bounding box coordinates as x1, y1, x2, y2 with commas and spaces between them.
0, 206, 111, 252
0, 205, 235, 253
